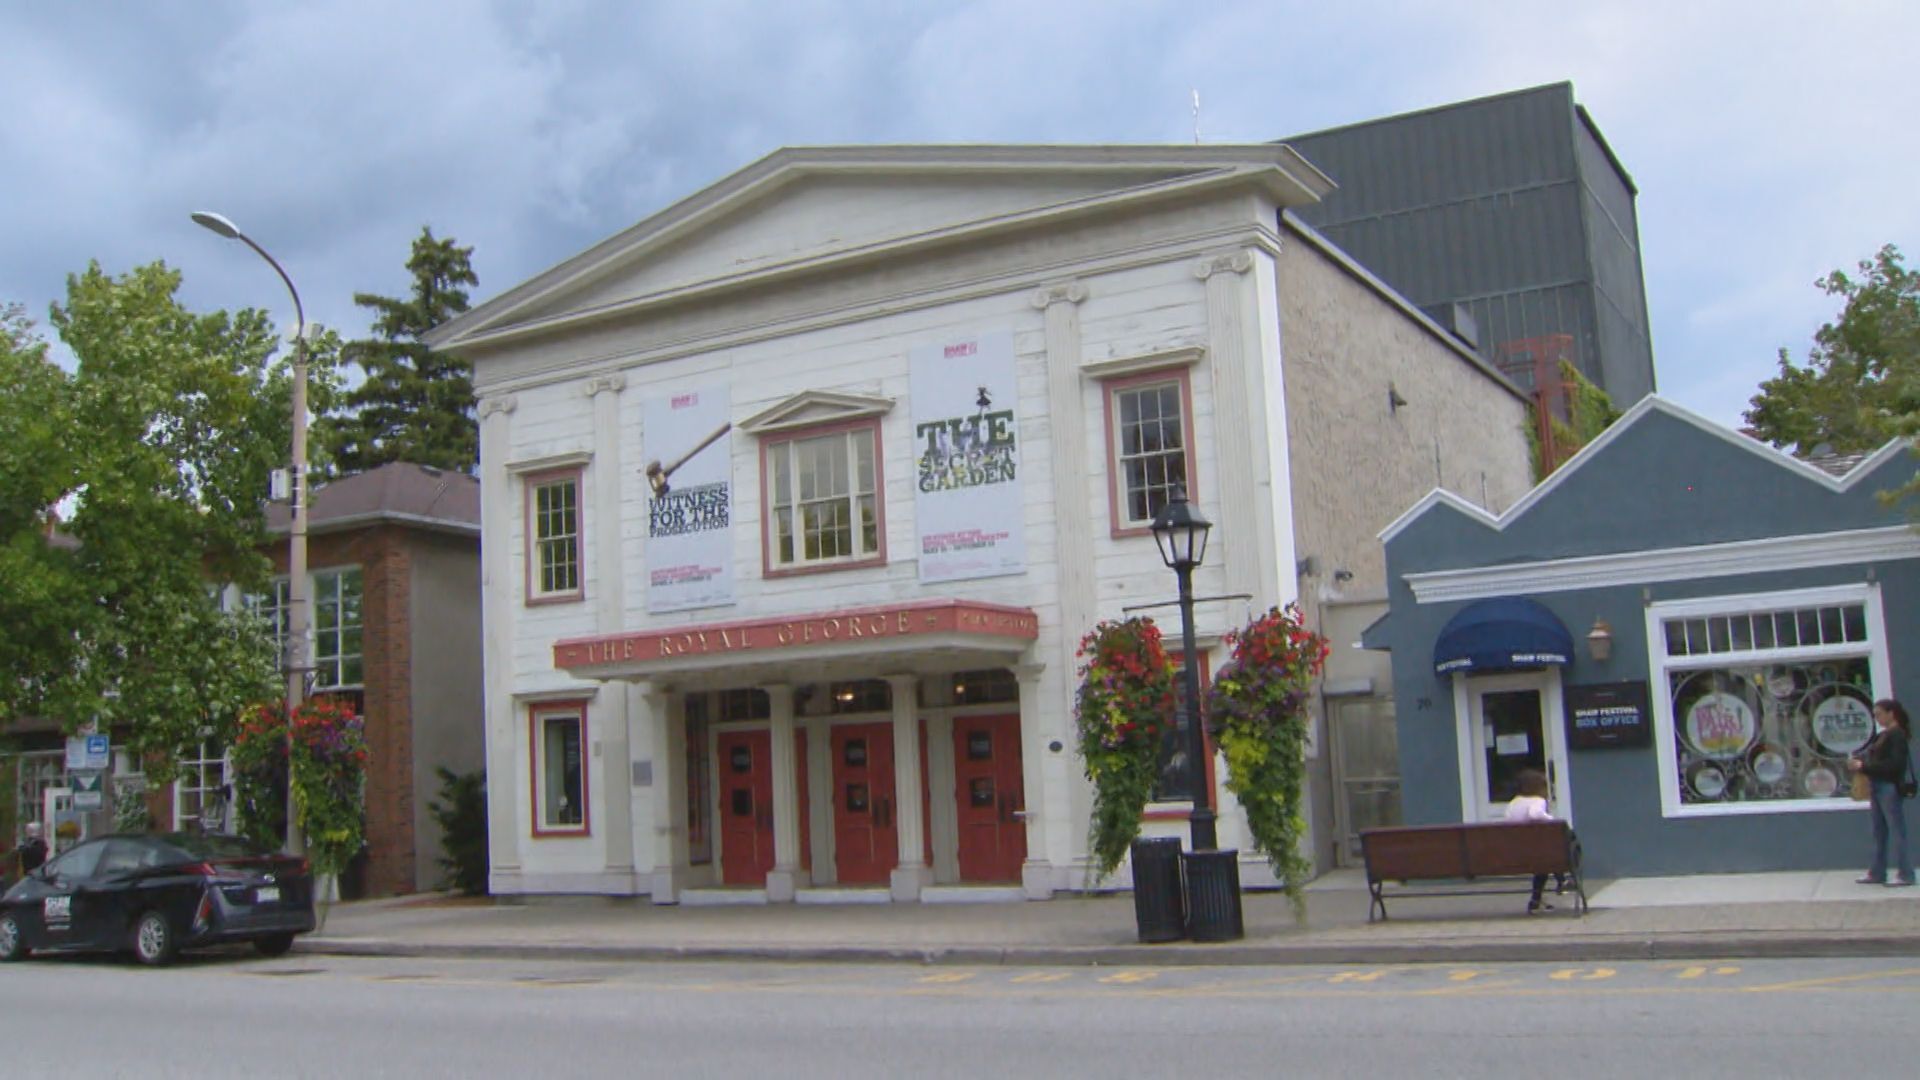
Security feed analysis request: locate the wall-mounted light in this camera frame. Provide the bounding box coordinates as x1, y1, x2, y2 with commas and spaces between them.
1586, 617, 1614, 662
1388, 384, 1409, 415
1332, 568, 1354, 584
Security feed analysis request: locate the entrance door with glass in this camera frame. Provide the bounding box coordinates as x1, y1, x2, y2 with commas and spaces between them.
1462, 671, 1570, 822
831, 723, 898, 885
1329, 696, 1401, 860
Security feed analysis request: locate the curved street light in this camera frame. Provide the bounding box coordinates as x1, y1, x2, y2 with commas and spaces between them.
193, 210, 307, 857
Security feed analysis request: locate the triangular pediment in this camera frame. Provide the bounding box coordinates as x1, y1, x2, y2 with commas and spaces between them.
738, 390, 895, 436
429, 144, 1334, 351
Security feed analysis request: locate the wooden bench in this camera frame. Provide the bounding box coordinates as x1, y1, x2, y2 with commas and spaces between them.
1358, 820, 1587, 921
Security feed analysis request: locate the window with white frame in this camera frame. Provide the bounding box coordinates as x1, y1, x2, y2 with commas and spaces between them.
174, 741, 230, 833
1105, 373, 1191, 531
313, 567, 364, 690
10, 751, 64, 841
764, 424, 881, 571
244, 577, 291, 666
1652, 585, 1888, 815
531, 703, 589, 834
527, 471, 583, 601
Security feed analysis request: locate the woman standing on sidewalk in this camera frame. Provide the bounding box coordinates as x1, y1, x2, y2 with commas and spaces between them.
1848, 698, 1915, 887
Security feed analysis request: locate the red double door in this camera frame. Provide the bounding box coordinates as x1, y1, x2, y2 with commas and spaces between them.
719, 716, 1026, 887
716, 730, 809, 887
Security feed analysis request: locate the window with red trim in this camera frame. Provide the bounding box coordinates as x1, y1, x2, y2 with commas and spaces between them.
530, 702, 589, 835
1103, 372, 1193, 534
762, 422, 883, 572
526, 470, 584, 603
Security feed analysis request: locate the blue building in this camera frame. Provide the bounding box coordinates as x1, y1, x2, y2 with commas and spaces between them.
1365, 398, 1918, 876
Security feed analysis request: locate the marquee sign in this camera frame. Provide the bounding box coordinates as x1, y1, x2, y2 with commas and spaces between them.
555, 599, 1040, 671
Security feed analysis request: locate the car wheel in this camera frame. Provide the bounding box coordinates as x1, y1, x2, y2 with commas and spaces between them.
132, 910, 178, 967
253, 933, 295, 958
0, 914, 26, 962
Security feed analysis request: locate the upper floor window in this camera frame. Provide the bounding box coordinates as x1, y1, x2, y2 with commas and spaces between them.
313, 567, 364, 690
1104, 370, 1193, 534
764, 423, 882, 573
527, 470, 584, 603
244, 577, 291, 666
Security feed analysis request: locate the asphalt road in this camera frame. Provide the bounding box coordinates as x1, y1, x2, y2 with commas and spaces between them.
3, 951, 1915, 1077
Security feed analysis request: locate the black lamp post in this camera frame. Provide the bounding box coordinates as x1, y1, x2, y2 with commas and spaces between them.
1149, 484, 1215, 850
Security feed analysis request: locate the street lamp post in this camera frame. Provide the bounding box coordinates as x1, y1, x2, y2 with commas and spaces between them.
192, 210, 306, 856
1149, 484, 1215, 850
1149, 483, 1243, 942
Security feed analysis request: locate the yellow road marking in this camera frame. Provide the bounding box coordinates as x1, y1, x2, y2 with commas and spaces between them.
1448, 970, 1488, 982
1742, 967, 1920, 993
1009, 972, 1071, 984
917, 972, 975, 984
1328, 970, 1388, 983
1548, 967, 1616, 981
1097, 971, 1158, 984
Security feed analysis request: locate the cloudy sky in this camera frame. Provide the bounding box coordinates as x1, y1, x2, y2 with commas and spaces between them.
5, 0, 1915, 428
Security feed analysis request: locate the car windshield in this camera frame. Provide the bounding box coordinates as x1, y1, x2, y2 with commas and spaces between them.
159, 833, 274, 860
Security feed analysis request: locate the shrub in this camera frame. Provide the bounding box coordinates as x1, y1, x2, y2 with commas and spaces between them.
429, 766, 488, 895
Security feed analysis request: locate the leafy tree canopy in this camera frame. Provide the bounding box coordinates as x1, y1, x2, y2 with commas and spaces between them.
1745, 244, 1920, 457
319, 227, 479, 475
0, 263, 339, 778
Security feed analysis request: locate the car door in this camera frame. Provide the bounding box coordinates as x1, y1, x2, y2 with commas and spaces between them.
74, 839, 148, 948
31, 839, 107, 949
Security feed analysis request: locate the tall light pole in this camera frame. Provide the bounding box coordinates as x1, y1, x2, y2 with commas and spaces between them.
193, 210, 306, 856
1150, 483, 1242, 941
1149, 483, 1215, 850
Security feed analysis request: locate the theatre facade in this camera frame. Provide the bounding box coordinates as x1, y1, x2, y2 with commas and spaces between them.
428, 144, 1534, 902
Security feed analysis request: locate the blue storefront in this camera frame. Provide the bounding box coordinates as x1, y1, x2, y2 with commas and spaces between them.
1364, 398, 1920, 877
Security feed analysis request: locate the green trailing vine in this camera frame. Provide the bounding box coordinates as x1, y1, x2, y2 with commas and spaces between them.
1073, 618, 1174, 881
1206, 604, 1330, 920
232, 697, 367, 878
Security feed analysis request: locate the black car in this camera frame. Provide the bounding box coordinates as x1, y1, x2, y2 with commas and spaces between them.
0, 832, 316, 966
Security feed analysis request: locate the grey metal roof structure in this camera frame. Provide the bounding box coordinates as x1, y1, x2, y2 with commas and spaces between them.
1279, 82, 1656, 408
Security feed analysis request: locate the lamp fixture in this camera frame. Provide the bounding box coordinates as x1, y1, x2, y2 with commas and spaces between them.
1586, 617, 1614, 662
1149, 483, 1212, 572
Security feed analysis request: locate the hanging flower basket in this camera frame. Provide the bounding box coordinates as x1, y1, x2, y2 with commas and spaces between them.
1073, 617, 1174, 880
288, 697, 369, 880
1206, 604, 1330, 919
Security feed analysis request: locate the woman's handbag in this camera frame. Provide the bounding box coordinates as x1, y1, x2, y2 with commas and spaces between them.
1851, 770, 1873, 801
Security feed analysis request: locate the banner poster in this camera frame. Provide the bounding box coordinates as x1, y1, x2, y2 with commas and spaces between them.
644, 386, 735, 613
909, 329, 1026, 583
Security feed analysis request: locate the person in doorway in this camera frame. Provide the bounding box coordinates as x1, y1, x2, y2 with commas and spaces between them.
1847, 698, 1914, 887
12, 822, 49, 877
1505, 769, 1559, 913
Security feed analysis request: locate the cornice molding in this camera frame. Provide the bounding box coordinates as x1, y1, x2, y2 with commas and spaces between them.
1079, 345, 1206, 381
1406, 526, 1920, 605
505, 450, 594, 476
738, 390, 896, 435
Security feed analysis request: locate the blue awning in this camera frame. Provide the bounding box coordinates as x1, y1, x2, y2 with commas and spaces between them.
1432, 597, 1573, 675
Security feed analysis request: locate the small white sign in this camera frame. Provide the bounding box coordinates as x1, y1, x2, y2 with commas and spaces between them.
65, 735, 111, 771
1495, 733, 1531, 756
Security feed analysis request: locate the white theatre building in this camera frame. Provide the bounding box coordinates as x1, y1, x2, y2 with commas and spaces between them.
427, 144, 1534, 902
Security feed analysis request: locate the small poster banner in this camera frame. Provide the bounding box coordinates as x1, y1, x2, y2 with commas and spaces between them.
910, 330, 1026, 583
644, 386, 735, 613
1565, 681, 1653, 750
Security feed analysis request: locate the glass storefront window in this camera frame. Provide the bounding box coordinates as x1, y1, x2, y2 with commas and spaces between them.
1653, 586, 1888, 816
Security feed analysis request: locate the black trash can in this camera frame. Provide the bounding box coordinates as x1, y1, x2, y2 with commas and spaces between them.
1130, 836, 1187, 943
1183, 848, 1245, 942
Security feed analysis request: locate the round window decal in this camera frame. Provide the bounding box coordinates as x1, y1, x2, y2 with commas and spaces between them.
1805, 684, 1875, 756
1803, 765, 1840, 798
1687, 762, 1728, 800
1751, 745, 1789, 786
1683, 689, 1758, 759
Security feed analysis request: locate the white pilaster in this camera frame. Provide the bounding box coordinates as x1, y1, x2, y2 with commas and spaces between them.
1196, 251, 1263, 607
886, 674, 931, 901
1014, 663, 1055, 899
645, 683, 687, 904
587, 374, 634, 885
477, 395, 522, 891
766, 683, 805, 901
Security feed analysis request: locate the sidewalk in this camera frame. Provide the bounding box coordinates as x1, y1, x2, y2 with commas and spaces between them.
297, 869, 1920, 967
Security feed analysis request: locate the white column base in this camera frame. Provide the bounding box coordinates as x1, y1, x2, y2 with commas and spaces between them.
650, 867, 681, 905
767, 868, 809, 903
889, 864, 933, 902
1021, 860, 1057, 900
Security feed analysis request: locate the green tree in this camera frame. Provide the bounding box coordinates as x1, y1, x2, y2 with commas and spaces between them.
320, 227, 479, 475
1745, 244, 1920, 456
0, 263, 331, 779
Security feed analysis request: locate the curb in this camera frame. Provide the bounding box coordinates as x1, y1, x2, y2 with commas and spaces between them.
296, 931, 1920, 967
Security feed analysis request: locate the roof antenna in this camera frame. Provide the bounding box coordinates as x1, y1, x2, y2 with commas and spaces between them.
1191, 89, 1202, 143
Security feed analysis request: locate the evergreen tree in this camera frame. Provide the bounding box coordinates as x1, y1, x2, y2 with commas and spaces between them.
323, 227, 479, 475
